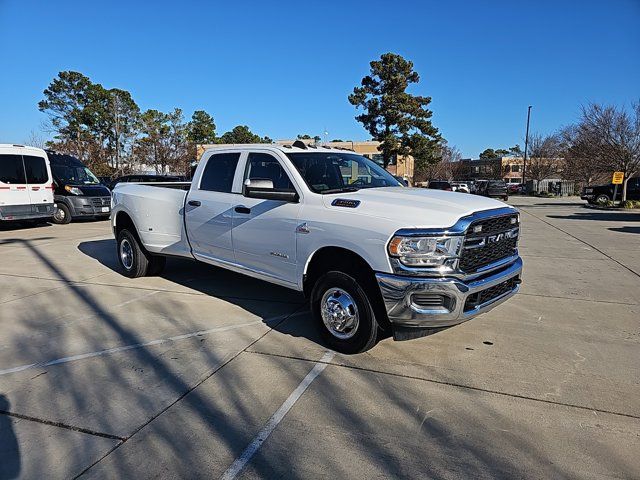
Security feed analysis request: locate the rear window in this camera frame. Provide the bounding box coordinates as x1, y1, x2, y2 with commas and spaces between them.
200, 152, 241, 192
23, 155, 49, 184
0, 154, 27, 184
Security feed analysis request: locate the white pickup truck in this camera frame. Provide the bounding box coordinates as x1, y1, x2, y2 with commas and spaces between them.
111, 144, 522, 353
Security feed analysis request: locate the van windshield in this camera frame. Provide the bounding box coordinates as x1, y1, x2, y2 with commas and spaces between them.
52, 165, 100, 185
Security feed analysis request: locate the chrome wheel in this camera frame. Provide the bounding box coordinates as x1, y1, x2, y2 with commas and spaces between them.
53, 207, 65, 222
320, 288, 359, 340
119, 238, 134, 270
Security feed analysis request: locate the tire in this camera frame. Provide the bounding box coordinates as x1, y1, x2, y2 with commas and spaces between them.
595, 194, 610, 204
52, 203, 72, 224
503, 195, 509, 201
310, 271, 379, 354
116, 229, 166, 278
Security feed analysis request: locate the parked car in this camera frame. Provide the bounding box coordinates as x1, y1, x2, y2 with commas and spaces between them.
476, 179, 508, 201
47, 151, 111, 224
0, 144, 55, 223
111, 145, 523, 353
109, 174, 184, 190
427, 180, 453, 191
451, 182, 470, 193
581, 177, 640, 204
507, 183, 523, 194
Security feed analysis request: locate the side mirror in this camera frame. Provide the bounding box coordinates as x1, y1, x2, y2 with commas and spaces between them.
243, 178, 299, 202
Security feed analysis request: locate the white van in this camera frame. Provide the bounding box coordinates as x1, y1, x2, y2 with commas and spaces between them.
0, 144, 55, 222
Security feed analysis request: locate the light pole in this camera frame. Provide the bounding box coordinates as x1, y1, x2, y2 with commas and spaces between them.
522, 105, 532, 189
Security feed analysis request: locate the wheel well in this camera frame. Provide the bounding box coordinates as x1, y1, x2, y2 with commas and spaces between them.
114, 212, 140, 241
303, 246, 390, 329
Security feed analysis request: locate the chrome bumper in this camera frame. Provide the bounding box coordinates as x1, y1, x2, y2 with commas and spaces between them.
376, 257, 523, 329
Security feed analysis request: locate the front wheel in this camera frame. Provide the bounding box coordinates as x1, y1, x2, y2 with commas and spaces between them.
117, 229, 166, 278
52, 203, 72, 224
595, 194, 611, 204
311, 271, 379, 354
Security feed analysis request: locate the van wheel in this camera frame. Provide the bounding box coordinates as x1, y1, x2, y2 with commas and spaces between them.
52, 204, 72, 224
503, 195, 509, 201
117, 229, 165, 278
311, 271, 379, 354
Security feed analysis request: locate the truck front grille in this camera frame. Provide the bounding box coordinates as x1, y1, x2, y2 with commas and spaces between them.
464, 276, 520, 312
459, 214, 519, 273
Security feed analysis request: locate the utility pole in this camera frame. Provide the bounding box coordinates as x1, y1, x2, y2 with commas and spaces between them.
522, 105, 532, 189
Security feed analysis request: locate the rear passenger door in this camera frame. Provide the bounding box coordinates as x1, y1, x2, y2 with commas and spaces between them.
0, 154, 30, 210
23, 154, 53, 206
185, 151, 242, 265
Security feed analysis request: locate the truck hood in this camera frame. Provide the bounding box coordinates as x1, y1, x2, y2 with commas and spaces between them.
322, 187, 511, 229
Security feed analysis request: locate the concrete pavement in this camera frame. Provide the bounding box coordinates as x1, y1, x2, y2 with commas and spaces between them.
0, 197, 638, 479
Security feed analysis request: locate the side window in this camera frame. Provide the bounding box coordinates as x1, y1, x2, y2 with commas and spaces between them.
200, 152, 241, 192
245, 153, 294, 190
23, 155, 49, 184
0, 154, 27, 184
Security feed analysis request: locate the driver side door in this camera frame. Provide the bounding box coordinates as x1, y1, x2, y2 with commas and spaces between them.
231, 152, 302, 287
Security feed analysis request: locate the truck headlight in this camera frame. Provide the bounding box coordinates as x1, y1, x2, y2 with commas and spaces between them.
388, 235, 463, 267
64, 185, 83, 195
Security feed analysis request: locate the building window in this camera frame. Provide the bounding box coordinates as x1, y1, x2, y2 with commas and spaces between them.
473, 166, 479, 173
511, 164, 520, 172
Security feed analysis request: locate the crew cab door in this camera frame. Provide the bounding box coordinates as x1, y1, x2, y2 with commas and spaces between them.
184, 152, 242, 264
232, 152, 302, 286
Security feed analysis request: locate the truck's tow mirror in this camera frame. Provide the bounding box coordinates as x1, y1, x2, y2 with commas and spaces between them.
243, 178, 299, 203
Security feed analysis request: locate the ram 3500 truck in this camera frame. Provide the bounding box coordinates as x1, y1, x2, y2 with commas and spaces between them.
111, 144, 522, 353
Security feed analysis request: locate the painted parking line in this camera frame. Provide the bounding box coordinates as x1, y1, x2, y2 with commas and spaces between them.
220, 350, 335, 480
0, 320, 265, 376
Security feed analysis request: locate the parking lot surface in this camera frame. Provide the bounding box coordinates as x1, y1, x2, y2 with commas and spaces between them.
1, 196, 639, 479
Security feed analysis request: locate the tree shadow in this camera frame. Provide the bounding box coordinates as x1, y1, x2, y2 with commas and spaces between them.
547, 211, 640, 222
0, 395, 21, 480
609, 226, 640, 235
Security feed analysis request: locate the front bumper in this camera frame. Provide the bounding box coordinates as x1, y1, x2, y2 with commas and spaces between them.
66, 196, 111, 217
376, 257, 523, 331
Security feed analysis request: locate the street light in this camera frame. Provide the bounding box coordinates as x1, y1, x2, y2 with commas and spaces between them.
522, 105, 532, 189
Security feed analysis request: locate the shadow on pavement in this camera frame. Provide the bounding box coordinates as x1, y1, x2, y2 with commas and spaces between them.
77, 238, 322, 344
547, 211, 640, 222
0, 395, 21, 480
609, 226, 640, 235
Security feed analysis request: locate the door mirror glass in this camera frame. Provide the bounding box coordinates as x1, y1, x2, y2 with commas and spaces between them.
243, 178, 299, 202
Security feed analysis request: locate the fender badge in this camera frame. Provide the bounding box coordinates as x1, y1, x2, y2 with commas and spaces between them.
331, 198, 361, 208
296, 222, 310, 234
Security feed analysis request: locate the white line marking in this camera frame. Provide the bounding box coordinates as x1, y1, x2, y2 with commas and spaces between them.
0, 320, 264, 376
220, 350, 335, 480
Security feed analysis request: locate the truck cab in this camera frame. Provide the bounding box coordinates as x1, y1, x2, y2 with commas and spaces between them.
111, 144, 522, 353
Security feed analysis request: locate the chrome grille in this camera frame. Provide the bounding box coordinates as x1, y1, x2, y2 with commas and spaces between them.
459, 214, 519, 273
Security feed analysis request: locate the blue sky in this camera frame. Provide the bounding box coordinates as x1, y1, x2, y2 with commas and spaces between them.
1, 0, 638, 158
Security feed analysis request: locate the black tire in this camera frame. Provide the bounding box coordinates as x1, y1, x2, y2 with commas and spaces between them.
116, 229, 166, 278
503, 195, 509, 201
595, 194, 610, 204
52, 203, 72, 224
311, 271, 379, 354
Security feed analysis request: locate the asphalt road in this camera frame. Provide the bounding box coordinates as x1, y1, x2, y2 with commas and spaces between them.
0, 197, 638, 479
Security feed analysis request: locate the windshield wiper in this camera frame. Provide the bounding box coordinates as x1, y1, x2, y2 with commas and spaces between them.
320, 187, 360, 194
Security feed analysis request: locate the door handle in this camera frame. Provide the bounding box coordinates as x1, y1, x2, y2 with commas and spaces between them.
234, 206, 251, 214
188, 200, 201, 207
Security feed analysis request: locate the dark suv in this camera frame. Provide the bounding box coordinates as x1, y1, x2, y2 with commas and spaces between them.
476, 180, 508, 201
581, 177, 640, 204
47, 151, 111, 224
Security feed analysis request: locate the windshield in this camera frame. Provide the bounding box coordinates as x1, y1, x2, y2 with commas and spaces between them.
286, 152, 401, 193
52, 165, 100, 185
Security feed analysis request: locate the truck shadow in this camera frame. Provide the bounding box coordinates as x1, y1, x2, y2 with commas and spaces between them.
77, 239, 325, 346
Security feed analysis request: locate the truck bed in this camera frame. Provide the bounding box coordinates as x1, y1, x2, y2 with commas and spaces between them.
112, 183, 193, 257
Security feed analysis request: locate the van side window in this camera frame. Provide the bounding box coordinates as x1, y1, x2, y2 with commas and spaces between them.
23, 155, 49, 184
200, 153, 241, 192
0, 154, 27, 184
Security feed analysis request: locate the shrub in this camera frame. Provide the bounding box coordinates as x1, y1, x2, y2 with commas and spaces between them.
621, 200, 640, 209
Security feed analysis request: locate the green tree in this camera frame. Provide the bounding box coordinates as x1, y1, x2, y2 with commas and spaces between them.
297, 134, 312, 140
187, 110, 217, 144
348, 53, 440, 168
479, 148, 496, 159
218, 125, 271, 144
